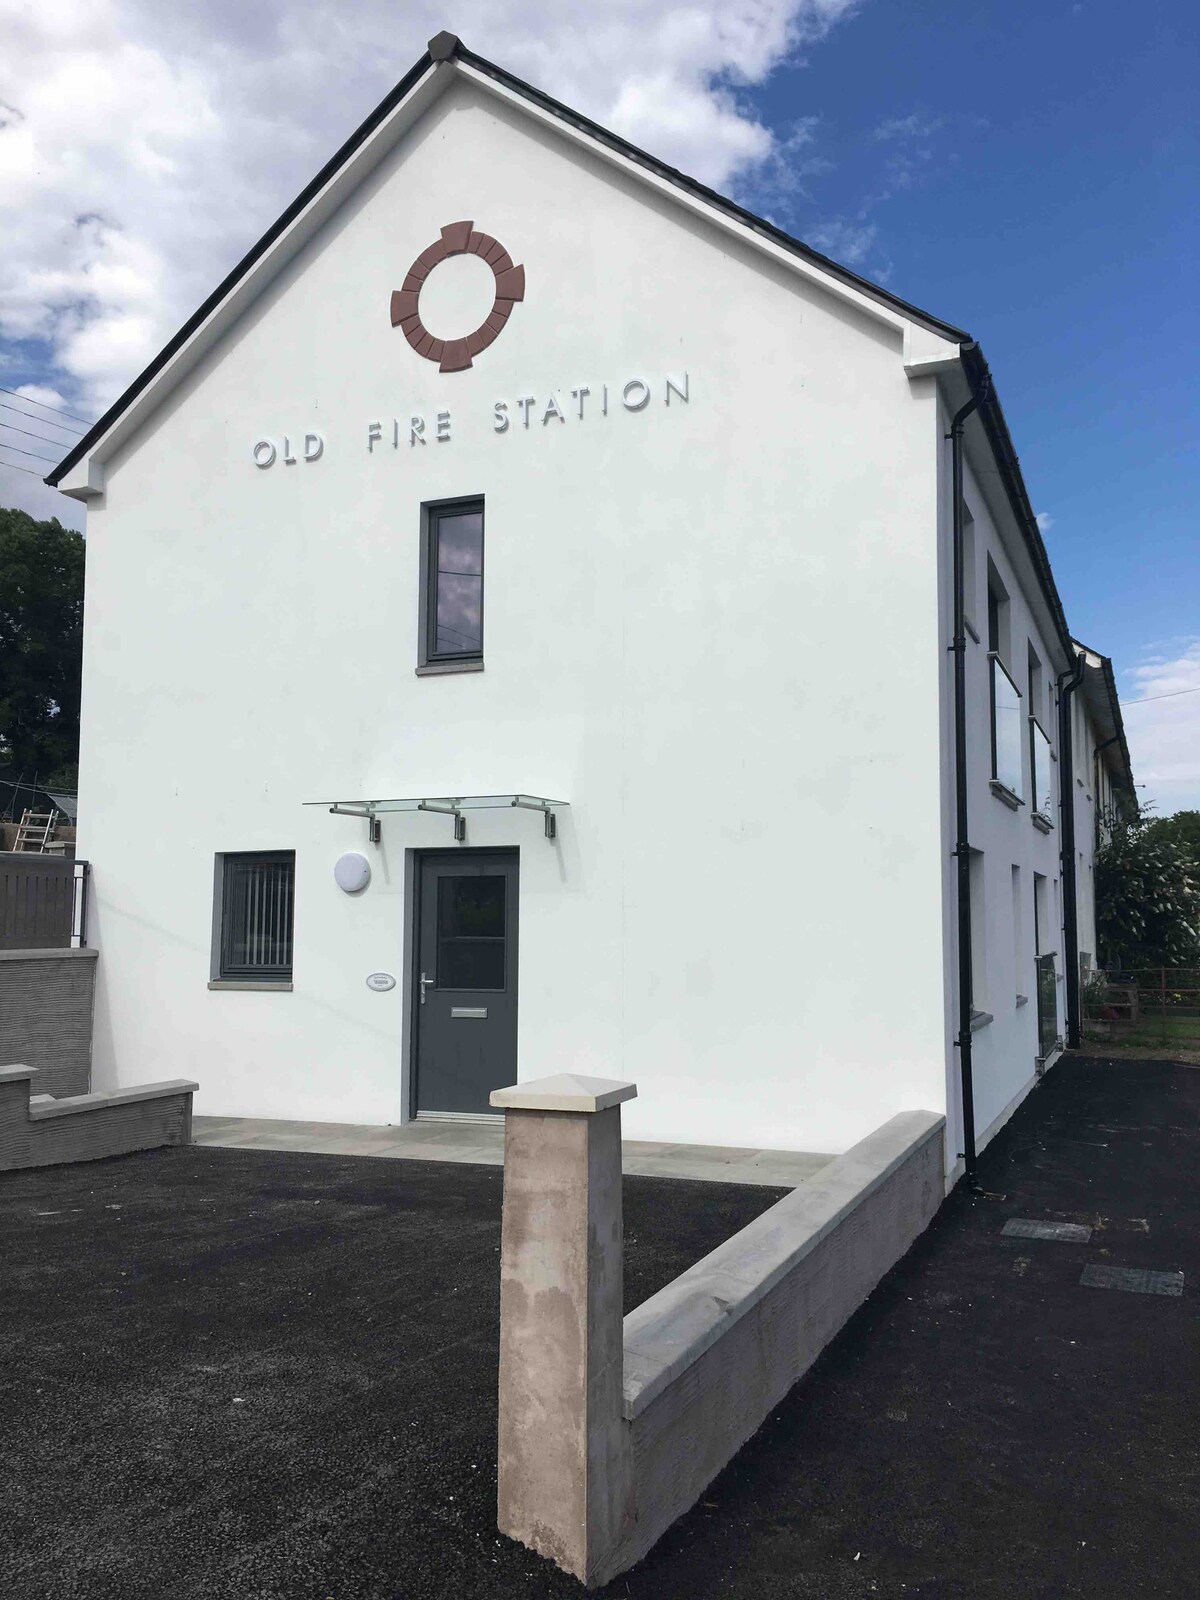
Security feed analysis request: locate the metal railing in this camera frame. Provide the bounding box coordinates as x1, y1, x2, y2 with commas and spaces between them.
0, 855, 90, 950
1035, 953, 1058, 1059
989, 653, 1024, 800
1081, 966, 1200, 1053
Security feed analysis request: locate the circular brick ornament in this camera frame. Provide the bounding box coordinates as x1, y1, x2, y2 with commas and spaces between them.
389, 221, 525, 372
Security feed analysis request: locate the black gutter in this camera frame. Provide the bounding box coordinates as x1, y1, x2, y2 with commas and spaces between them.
48, 32, 970, 489
1057, 653, 1086, 1048
1098, 655, 1136, 804
948, 390, 984, 1191
958, 343, 1074, 665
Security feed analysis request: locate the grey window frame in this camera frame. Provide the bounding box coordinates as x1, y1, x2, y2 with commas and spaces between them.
418, 496, 485, 672
214, 850, 295, 983
989, 651, 1024, 802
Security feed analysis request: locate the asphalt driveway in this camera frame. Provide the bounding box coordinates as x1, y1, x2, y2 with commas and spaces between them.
0, 1144, 783, 1599
2, 1056, 1196, 1599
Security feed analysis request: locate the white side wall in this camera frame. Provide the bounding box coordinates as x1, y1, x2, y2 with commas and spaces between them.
75, 78, 950, 1154
937, 405, 1069, 1161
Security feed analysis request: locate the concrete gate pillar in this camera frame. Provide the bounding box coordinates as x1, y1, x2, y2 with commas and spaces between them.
491, 1073, 637, 1584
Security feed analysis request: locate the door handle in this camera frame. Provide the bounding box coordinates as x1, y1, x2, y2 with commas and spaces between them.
419, 971, 434, 1005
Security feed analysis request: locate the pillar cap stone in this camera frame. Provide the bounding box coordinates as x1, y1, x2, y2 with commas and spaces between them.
490, 1073, 638, 1114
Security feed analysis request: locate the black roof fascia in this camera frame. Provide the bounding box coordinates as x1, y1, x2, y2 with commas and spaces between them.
455, 44, 970, 345
959, 341, 1074, 664
47, 36, 970, 489
46, 49, 437, 487
1100, 655, 1135, 799
1072, 636, 1136, 799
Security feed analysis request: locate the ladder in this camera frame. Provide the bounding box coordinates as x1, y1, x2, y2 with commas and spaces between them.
13, 809, 58, 853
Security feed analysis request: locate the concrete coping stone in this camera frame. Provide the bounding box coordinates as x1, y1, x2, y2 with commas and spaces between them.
0, 1064, 37, 1082
621, 1109, 945, 1420
27, 1080, 200, 1121
0, 947, 98, 963
490, 1073, 638, 1114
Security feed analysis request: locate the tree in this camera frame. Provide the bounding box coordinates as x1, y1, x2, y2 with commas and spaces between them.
1145, 809, 1200, 871
1095, 801, 1200, 971
0, 507, 85, 787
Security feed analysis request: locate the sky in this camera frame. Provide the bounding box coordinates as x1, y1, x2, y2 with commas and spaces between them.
1, 0, 1196, 811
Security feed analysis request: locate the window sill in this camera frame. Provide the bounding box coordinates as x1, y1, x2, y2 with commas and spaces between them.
989, 780, 1023, 811
208, 980, 293, 992
1016, 994, 1029, 1007
970, 1009, 994, 1032
1031, 812, 1054, 834
415, 660, 484, 677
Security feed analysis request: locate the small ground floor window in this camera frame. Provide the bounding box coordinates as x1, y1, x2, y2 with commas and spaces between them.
216, 851, 295, 981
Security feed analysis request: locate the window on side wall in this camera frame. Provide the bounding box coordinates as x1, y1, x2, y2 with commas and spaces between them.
969, 848, 989, 1021
961, 502, 977, 637
1011, 864, 1026, 1002
215, 851, 295, 983
986, 558, 1011, 666
987, 562, 1022, 800
419, 497, 484, 671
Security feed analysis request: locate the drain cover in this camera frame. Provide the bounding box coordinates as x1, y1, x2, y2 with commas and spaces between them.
1003, 1218, 1092, 1243
1080, 1264, 1184, 1296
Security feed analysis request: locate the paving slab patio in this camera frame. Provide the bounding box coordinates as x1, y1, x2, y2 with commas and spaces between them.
192, 1112, 835, 1187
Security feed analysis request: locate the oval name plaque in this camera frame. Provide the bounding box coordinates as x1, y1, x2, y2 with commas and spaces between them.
366, 972, 396, 992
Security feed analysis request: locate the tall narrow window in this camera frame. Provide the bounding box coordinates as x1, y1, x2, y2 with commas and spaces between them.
987, 560, 1021, 798
986, 558, 1011, 665
218, 851, 294, 981
961, 503, 977, 634
1026, 642, 1043, 717
1011, 865, 1025, 1000
421, 498, 484, 666
969, 848, 988, 1014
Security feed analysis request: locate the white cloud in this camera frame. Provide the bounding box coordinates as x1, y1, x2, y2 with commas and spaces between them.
872, 113, 943, 142
1036, 511, 1054, 533
0, 0, 860, 440
13, 383, 72, 410
1121, 640, 1200, 816
807, 217, 879, 267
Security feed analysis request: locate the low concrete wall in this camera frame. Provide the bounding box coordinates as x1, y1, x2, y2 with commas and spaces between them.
613, 1110, 944, 1578
0, 1066, 197, 1172
0, 948, 97, 1097
493, 1080, 945, 1588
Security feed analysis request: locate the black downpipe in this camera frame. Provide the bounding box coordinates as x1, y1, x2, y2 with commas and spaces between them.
948, 393, 981, 1189
1057, 655, 1086, 1048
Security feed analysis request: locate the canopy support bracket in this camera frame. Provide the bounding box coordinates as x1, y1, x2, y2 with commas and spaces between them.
329, 804, 381, 845
418, 800, 467, 842
511, 797, 557, 840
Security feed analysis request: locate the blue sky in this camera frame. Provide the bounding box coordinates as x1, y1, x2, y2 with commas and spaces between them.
1, 0, 1196, 807
750, 0, 1198, 661
748, 0, 1200, 809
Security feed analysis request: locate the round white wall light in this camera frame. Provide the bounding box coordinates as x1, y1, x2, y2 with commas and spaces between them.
334, 851, 372, 894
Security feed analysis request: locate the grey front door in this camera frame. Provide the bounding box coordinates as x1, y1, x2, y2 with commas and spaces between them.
414, 850, 518, 1115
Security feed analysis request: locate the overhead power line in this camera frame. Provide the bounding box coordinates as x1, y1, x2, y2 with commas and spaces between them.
0, 417, 75, 451
0, 439, 60, 463
1123, 685, 1200, 707
0, 386, 93, 426
0, 456, 53, 480
0, 400, 85, 436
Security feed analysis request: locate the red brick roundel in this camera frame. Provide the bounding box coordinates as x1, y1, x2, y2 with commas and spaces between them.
389, 221, 525, 373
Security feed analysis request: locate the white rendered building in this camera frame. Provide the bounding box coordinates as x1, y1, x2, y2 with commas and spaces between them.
49, 35, 1133, 1181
